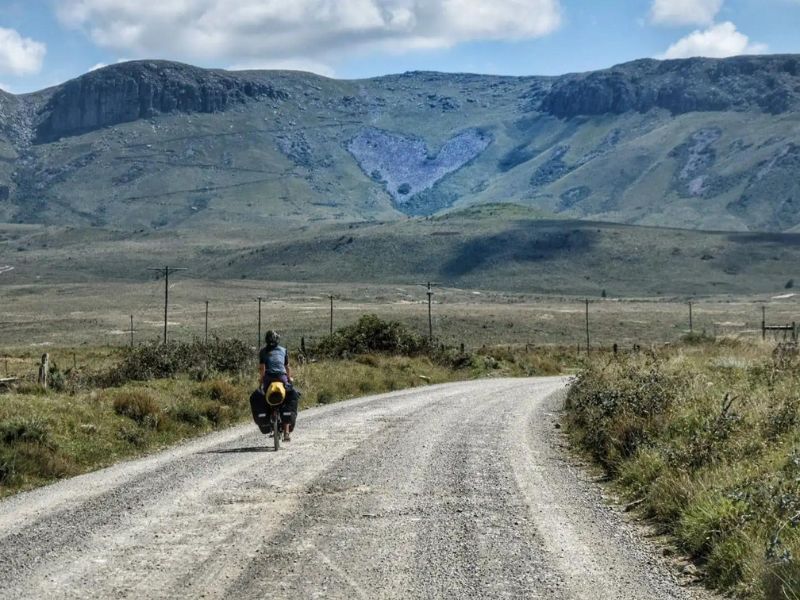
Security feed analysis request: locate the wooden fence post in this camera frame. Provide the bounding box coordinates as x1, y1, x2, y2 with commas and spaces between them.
38, 353, 49, 389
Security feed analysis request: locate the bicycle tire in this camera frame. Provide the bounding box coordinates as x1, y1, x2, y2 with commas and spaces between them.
272, 411, 280, 451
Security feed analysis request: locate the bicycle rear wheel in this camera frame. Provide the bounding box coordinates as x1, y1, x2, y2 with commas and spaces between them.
272, 411, 280, 451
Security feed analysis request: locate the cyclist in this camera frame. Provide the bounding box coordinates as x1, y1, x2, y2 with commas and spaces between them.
258, 330, 298, 441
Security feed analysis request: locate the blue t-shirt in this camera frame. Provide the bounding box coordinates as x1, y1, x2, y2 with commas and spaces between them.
259, 345, 288, 376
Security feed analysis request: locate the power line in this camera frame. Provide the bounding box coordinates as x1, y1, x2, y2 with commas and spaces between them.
416, 282, 441, 343
329, 295, 335, 336
257, 297, 264, 350
147, 266, 187, 344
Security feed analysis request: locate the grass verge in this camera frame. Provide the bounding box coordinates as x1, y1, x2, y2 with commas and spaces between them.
564, 339, 800, 599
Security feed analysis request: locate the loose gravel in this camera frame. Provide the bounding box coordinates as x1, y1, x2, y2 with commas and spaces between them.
0, 378, 716, 599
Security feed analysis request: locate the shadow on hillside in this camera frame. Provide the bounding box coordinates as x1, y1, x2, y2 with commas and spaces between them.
727, 232, 800, 246
441, 222, 597, 277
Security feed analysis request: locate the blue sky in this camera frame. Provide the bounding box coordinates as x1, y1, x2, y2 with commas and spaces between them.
0, 0, 799, 93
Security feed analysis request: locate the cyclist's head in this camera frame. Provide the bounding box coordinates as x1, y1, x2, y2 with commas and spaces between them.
264, 330, 280, 348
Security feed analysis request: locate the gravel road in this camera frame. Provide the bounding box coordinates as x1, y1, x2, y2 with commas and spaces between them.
0, 378, 713, 599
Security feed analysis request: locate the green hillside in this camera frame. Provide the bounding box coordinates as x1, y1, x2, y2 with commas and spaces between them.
0, 56, 799, 233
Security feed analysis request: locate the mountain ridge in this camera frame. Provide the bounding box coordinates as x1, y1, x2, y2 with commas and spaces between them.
0, 54, 799, 232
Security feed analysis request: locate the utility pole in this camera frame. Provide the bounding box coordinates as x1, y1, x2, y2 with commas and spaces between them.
257, 297, 264, 349
147, 266, 187, 344
585, 298, 590, 354
417, 282, 440, 343
689, 301, 693, 333
130, 315, 134, 348
329, 295, 334, 336
205, 300, 209, 344
762, 306, 766, 341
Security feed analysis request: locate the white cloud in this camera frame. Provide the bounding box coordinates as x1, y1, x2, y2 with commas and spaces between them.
89, 58, 131, 72
660, 22, 767, 59
650, 0, 723, 26
57, 0, 563, 75
0, 27, 46, 76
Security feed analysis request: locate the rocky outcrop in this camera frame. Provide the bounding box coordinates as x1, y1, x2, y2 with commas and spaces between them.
347, 127, 492, 214
34, 61, 288, 142
540, 55, 800, 118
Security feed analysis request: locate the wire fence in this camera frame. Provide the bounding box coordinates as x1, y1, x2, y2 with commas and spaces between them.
3, 280, 799, 356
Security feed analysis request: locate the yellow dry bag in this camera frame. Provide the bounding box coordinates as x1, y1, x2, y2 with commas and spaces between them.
266, 381, 286, 406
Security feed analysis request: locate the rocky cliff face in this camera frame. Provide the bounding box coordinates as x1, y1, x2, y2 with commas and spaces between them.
540, 55, 800, 118
34, 61, 288, 143
0, 90, 19, 136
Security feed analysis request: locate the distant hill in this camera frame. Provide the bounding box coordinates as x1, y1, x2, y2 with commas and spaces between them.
0, 55, 799, 232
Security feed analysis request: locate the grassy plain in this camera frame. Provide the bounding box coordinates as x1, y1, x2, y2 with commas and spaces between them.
1, 276, 798, 352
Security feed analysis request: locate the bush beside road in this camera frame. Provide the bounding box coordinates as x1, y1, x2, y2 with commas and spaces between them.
565, 339, 800, 599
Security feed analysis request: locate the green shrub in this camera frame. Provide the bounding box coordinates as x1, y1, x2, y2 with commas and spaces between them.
117, 424, 146, 447
645, 471, 694, 524
48, 364, 67, 392
765, 529, 800, 600
706, 530, 752, 591
0, 450, 13, 485
112, 391, 161, 427
206, 380, 240, 407
680, 331, 716, 345
565, 360, 680, 471
200, 402, 231, 426
0, 443, 74, 485
618, 448, 666, 497
678, 493, 746, 557
313, 315, 429, 358
766, 396, 800, 438
103, 337, 253, 384
316, 389, 335, 404
0, 417, 51, 447
0, 417, 72, 487
170, 403, 206, 427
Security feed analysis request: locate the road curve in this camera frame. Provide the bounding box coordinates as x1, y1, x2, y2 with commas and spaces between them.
0, 378, 710, 599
